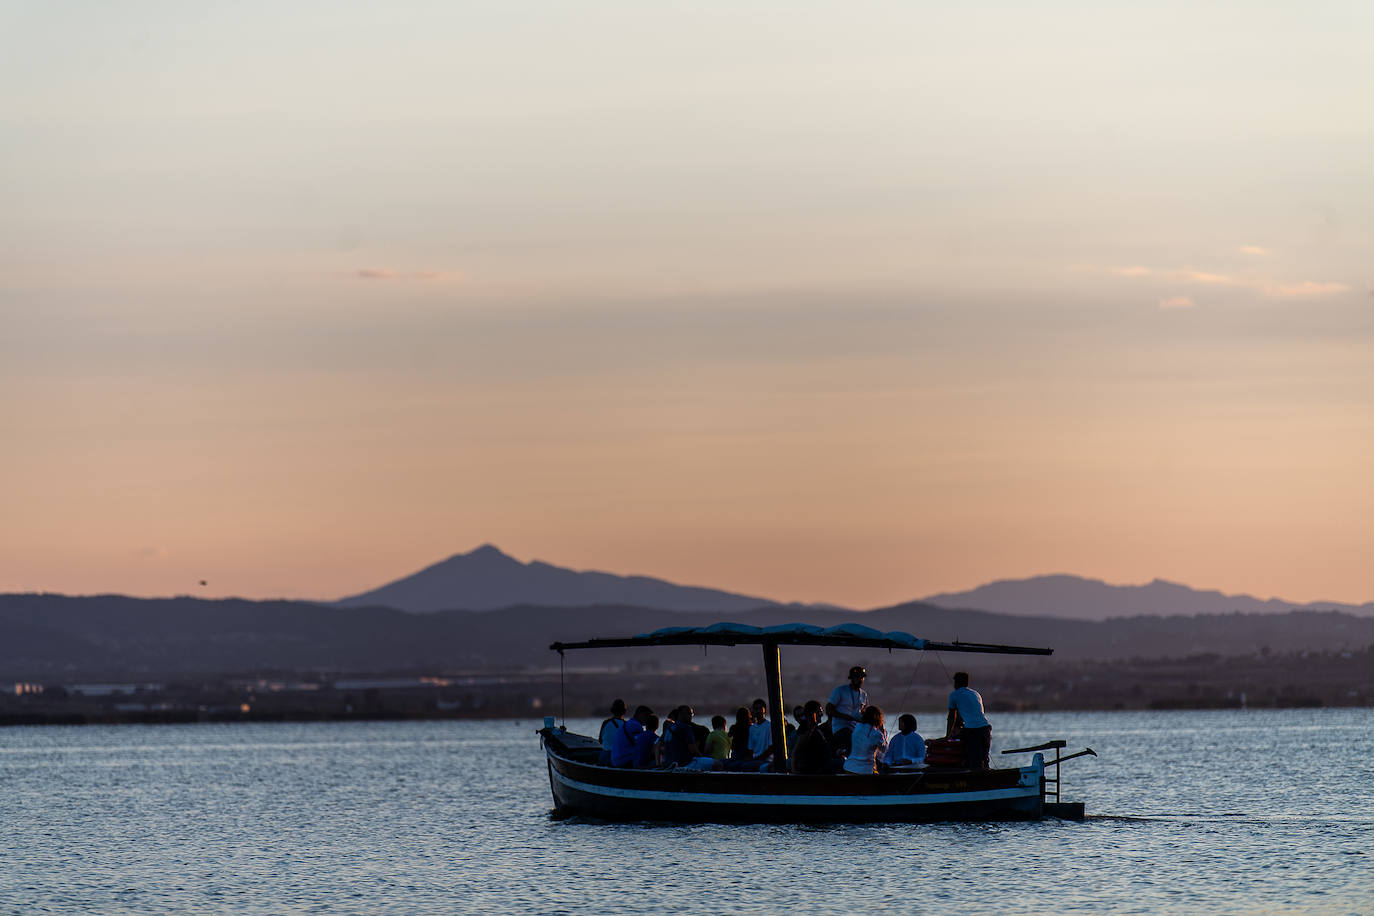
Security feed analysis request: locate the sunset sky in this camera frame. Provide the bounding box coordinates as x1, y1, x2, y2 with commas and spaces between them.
3, 2, 1371, 608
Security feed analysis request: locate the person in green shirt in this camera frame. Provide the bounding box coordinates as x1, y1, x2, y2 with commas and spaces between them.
704, 714, 732, 761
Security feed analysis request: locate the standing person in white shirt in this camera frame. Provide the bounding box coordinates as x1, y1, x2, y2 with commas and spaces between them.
826, 666, 869, 754
841, 706, 889, 774
946, 671, 992, 770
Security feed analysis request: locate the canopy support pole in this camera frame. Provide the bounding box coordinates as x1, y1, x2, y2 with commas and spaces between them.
558, 649, 566, 727
763, 640, 787, 770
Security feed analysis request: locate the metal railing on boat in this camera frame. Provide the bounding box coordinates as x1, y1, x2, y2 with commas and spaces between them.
1001, 740, 1096, 805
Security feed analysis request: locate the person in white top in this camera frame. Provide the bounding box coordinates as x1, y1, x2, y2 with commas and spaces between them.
747, 698, 774, 762
826, 666, 869, 752
946, 671, 992, 770
884, 714, 926, 767
841, 705, 889, 774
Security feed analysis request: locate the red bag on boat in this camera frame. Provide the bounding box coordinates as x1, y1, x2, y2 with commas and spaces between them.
924, 737, 965, 767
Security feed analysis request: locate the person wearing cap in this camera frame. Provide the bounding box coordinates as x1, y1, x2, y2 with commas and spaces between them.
826, 665, 869, 754
946, 671, 992, 770
597, 698, 628, 766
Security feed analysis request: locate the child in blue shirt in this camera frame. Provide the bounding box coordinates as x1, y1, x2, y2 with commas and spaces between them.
632, 714, 660, 768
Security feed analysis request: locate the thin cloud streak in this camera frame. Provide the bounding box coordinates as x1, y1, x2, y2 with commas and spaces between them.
1092, 263, 1353, 303
1264, 281, 1350, 298
1174, 270, 1242, 287
350, 269, 450, 281
1237, 245, 1270, 256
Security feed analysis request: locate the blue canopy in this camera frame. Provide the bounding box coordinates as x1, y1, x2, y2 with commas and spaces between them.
550, 622, 1050, 656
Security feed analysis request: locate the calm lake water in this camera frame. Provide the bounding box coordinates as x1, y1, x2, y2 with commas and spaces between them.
2, 709, 1370, 915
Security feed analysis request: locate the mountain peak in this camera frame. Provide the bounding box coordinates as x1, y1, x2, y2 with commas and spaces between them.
335, 546, 786, 614
424, 544, 526, 575
458, 543, 518, 563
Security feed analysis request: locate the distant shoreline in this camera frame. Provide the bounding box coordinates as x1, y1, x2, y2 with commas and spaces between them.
1, 697, 1349, 728
0, 670, 1352, 725
5, 642, 1367, 727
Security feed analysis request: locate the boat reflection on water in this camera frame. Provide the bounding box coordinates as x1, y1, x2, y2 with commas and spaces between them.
539, 622, 1094, 823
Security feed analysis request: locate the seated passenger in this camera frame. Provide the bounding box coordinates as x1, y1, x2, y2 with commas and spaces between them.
885, 714, 926, 767
821, 707, 849, 756
597, 698, 627, 766
632, 714, 660, 768
658, 708, 677, 755
791, 700, 838, 775
704, 715, 731, 761
721, 701, 773, 771
787, 705, 807, 758
842, 705, 889, 775
689, 711, 710, 749
747, 699, 773, 762
727, 707, 752, 760
722, 698, 775, 771
663, 706, 707, 767
610, 705, 651, 768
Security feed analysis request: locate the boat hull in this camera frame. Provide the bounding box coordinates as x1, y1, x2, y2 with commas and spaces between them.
541, 729, 1044, 824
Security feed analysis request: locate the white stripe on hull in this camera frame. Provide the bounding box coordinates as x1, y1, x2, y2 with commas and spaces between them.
551, 768, 1040, 808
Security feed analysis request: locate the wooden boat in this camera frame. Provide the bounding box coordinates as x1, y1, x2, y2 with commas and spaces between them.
539, 622, 1093, 823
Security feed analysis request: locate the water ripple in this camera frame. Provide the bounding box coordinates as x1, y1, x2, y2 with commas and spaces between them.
1, 711, 1371, 914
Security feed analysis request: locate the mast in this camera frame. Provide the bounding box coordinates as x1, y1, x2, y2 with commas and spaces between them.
762, 640, 787, 770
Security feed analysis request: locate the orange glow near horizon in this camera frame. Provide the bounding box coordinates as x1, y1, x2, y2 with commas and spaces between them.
3, 3, 1372, 608
4, 331, 1371, 607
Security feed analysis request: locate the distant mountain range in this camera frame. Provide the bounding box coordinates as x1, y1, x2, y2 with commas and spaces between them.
336, 545, 1374, 619
7, 545, 1370, 682
3, 593, 1372, 681
918, 575, 1374, 621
